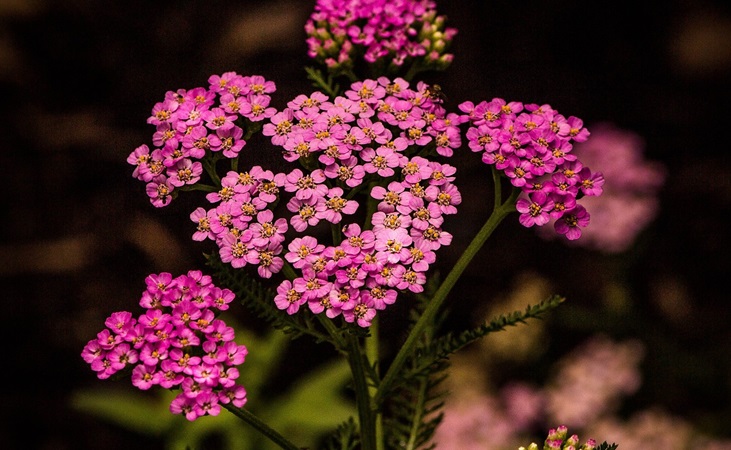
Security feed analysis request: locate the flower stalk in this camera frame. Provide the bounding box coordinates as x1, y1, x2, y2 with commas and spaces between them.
222, 404, 301, 450
375, 169, 519, 406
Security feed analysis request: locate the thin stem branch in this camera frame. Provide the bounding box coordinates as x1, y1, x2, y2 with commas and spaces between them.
222, 404, 301, 450
318, 314, 347, 352
374, 170, 519, 406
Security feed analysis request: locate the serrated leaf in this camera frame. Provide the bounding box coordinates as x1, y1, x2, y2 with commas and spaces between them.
405, 295, 565, 380
321, 418, 359, 450
597, 442, 619, 450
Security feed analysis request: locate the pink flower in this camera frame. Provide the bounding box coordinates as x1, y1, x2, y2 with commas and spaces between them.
516, 191, 555, 227
147, 99, 178, 127
371, 181, 408, 213
202, 107, 236, 131
145, 177, 174, 207
262, 109, 294, 146
294, 266, 333, 301
241, 94, 276, 121
284, 168, 328, 200
167, 159, 203, 187
131, 364, 160, 390
274, 280, 306, 315
323, 156, 366, 187
219, 233, 259, 269
425, 183, 461, 215
255, 245, 284, 278
214, 125, 246, 158
190, 207, 215, 241
316, 187, 358, 223
342, 295, 377, 328
287, 196, 321, 232
553, 205, 590, 240
361, 146, 401, 177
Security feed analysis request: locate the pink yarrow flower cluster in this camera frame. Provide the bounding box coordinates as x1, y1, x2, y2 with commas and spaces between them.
80, 271, 248, 421
192, 77, 463, 328
460, 99, 604, 240
190, 166, 289, 279
127, 72, 276, 207
305, 0, 457, 72
272, 78, 463, 327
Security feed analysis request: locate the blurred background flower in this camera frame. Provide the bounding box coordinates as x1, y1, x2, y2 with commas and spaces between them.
536, 123, 666, 253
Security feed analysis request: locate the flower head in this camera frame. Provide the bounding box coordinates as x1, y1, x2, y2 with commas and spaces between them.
81, 272, 247, 421
461, 99, 605, 240
305, 0, 457, 76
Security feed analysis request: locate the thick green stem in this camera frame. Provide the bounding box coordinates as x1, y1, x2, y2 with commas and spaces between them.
374, 172, 520, 406
347, 333, 377, 450
365, 316, 384, 450
222, 404, 301, 450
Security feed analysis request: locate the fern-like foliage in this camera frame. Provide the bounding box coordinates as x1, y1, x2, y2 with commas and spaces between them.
204, 252, 339, 348
382, 369, 446, 450
597, 442, 619, 450
404, 294, 565, 381
377, 295, 565, 449
321, 418, 360, 450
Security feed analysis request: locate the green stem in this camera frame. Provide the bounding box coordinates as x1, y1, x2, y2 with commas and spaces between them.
282, 260, 298, 281
222, 404, 301, 450
362, 185, 380, 231
403, 61, 422, 82
331, 223, 343, 246
179, 183, 218, 193
202, 155, 222, 186
305, 66, 341, 98
405, 305, 436, 450
317, 314, 347, 352
374, 170, 520, 406
365, 316, 384, 450
347, 333, 377, 450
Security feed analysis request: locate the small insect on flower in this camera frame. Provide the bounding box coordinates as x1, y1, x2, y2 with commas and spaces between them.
425, 84, 448, 103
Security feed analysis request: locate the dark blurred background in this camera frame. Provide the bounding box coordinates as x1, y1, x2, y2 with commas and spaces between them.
3, 0, 731, 449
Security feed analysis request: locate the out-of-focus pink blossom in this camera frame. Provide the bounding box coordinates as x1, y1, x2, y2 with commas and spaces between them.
538, 123, 666, 252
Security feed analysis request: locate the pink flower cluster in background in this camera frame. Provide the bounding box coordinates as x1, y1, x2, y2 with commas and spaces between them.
543, 335, 644, 427
127, 72, 276, 207
538, 123, 666, 253
435, 336, 643, 448
80, 271, 248, 421
519, 425, 597, 450
305, 0, 457, 71
437, 333, 731, 449
460, 99, 604, 240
